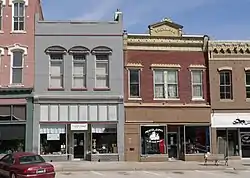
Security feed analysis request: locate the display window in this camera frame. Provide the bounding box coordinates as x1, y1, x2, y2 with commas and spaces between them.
141, 126, 166, 154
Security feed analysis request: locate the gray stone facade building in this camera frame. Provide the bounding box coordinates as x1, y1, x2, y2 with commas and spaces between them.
33, 11, 124, 161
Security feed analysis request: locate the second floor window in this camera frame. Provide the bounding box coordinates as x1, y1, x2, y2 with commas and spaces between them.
245, 71, 250, 98
129, 69, 140, 98
95, 54, 109, 88
72, 54, 86, 88
219, 70, 232, 99
191, 70, 203, 99
0, 2, 2, 31
13, 0, 25, 31
49, 54, 64, 88
154, 70, 178, 99
11, 50, 24, 84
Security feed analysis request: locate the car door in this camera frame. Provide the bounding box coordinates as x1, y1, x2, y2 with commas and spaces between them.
2, 155, 15, 177
0, 154, 11, 177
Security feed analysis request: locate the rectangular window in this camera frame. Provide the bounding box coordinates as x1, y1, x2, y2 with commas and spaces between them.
0, 3, 2, 31
12, 51, 23, 84
95, 54, 109, 88
191, 70, 203, 99
154, 70, 178, 99
72, 54, 86, 88
13, 1, 25, 31
129, 69, 140, 98
49, 54, 64, 88
246, 71, 250, 98
219, 70, 232, 99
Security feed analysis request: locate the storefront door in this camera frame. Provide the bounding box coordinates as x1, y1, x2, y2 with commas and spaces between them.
73, 133, 85, 160
168, 132, 178, 159
241, 132, 250, 158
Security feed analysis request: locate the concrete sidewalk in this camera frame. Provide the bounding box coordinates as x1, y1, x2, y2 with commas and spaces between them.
51, 160, 248, 172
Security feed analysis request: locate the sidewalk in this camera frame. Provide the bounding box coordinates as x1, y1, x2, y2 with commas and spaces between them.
51, 160, 247, 172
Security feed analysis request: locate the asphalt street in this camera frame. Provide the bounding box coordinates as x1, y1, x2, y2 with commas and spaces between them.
56, 170, 250, 178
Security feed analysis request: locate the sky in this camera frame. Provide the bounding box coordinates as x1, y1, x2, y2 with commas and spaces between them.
41, 0, 250, 40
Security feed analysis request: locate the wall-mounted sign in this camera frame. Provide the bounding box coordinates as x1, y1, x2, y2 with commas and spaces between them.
145, 128, 163, 143
47, 133, 60, 140
233, 118, 250, 125
241, 133, 250, 144
71, 123, 88, 131
153, 27, 176, 34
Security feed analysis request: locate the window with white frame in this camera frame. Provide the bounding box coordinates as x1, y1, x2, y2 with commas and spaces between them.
154, 69, 178, 99
95, 54, 109, 88
129, 69, 140, 98
245, 71, 250, 98
72, 54, 86, 88
0, 2, 3, 31
191, 70, 203, 99
13, 0, 25, 31
219, 70, 232, 99
11, 50, 24, 84
49, 53, 64, 88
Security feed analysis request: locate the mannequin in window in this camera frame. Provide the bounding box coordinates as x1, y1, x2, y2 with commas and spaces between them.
159, 139, 165, 154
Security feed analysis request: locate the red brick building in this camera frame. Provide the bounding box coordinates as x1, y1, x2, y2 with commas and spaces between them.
0, 0, 43, 153
124, 19, 210, 161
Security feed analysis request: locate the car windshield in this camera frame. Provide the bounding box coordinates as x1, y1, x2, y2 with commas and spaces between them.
19, 155, 45, 165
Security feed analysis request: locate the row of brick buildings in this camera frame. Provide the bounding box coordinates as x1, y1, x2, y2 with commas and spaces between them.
0, 0, 249, 162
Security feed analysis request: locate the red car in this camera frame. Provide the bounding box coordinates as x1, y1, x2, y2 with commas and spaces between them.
0, 152, 55, 178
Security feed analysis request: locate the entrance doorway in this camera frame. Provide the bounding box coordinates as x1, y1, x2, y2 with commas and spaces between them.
241, 132, 250, 158
72, 133, 85, 160
167, 125, 184, 160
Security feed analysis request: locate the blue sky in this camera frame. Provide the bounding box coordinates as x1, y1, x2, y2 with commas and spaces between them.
42, 0, 250, 40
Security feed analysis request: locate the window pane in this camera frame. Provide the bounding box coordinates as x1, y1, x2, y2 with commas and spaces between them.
193, 85, 202, 97
141, 126, 166, 154
129, 70, 139, 84
14, 3, 18, 16
18, 2, 24, 16
130, 84, 139, 97
167, 71, 177, 83
246, 86, 250, 98
73, 62, 85, 75
12, 68, 22, 84
13, 51, 23, 67
50, 77, 63, 88
50, 54, 63, 60
154, 84, 164, 98
246, 72, 250, 85
40, 133, 66, 155
168, 84, 177, 98
217, 130, 239, 156
185, 126, 210, 154
50, 61, 62, 76
192, 71, 202, 83
73, 77, 85, 88
96, 76, 108, 88
13, 105, 26, 121
19, 21, 24, 31
96, 62, 108, 75
96, 54, 108, 61
154, 71, 163, 83
14, 22, 19, 30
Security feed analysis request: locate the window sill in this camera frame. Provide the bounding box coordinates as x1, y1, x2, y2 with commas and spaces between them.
93, 88, 110, 91
153, 98, 180, 101
71, 88, 87, 91
10, 30, 27, 34
48, 88, 64, 91
128, 97, 142, 101
246, 98, 250, 102
0, 31, 4, 34
191, 98, 205, 101
220, 99, 234, 102
8, 84, 24, 87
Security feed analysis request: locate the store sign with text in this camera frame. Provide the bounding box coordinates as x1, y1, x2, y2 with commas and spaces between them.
71, 123, 88, 131
145, 128, 163, 143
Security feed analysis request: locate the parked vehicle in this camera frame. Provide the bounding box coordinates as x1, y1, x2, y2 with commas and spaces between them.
0, 152, 55, 178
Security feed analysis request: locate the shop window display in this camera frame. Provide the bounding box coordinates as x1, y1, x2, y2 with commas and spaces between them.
217, 129, 239, 156
92, 127, 117, 154
40, 134, 66, 155
185, 126, 210, 154
141, 126, 166, 154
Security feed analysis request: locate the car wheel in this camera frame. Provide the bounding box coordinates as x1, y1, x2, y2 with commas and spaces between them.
10, 173, 16, 178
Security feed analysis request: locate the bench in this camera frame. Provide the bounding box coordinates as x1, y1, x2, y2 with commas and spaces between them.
204, 153, 228, 166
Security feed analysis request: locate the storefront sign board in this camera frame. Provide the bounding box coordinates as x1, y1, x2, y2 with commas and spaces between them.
71, 123, 88, 131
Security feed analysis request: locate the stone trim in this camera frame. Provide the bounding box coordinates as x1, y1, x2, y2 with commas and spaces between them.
125, 63, 143, 69
7, 43, 28, 55
189, 64, 206, 71
9, 0, 28, 6
150, 64, 181, 69
124, 102, 210, 108
209, 41, 250, 55
244, 67, 250, 71
217, 66, 232, 71
1, 0, 6, 5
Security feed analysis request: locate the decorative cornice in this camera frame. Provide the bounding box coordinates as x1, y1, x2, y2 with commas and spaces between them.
125, 34, 207, 52
150, 64, 181, 69
125, 63, 143, 68
217, 66, 232, 71
244, 67, 250, 71
124, 102, 210, 108
189, 64, 206, 71
209, 41, 250, 55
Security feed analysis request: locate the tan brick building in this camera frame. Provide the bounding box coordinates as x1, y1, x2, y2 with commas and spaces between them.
124, 18, 210, 162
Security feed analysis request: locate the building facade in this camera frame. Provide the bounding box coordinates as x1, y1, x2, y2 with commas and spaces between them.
0, 0, 43, 154
33, 11, 124, 161
209, 41, 250, 159
124, 19, 210, 162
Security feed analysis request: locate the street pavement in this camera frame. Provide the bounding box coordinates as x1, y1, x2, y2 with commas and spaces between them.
56, 170, 250, 178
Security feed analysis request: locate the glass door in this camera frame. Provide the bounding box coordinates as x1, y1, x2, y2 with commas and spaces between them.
168, 132, 178, 159
241, 132, 250, 158
73, 133, 85, 159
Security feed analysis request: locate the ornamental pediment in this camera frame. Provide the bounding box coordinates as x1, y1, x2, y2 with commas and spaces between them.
148, 18, 183, 37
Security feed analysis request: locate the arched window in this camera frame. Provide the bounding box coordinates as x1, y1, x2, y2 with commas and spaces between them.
219, 69, 232, 99
91, 46, 112, 89
69, 46, 89, 88
11, 0, 28, 31
45, 46, 66, 88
